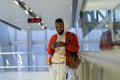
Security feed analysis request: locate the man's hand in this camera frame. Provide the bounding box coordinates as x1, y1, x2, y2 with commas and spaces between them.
51, 41, 66, 49
56, 41, 66, 47
51, 42, 58, 49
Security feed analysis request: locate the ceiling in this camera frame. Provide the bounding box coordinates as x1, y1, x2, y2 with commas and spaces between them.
0, 0, 120, 30
84, 0, 120, 11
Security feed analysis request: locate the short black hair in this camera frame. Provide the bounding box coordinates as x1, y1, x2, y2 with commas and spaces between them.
55, 18, 63, 23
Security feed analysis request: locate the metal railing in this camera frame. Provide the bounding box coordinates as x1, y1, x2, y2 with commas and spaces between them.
78, 49, 120, 80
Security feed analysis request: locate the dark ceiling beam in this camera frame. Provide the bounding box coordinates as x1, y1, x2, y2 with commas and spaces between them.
15, 0, 36, 17
79, 0, 87, 23
81, 0, 87, 11
0, 19, 21, 30
71, 0, 78, 28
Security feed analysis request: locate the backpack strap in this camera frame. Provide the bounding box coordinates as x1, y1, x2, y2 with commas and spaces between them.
68, 33, 72, 43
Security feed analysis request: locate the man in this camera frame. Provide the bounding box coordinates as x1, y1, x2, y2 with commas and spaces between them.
47, 18, 80, 80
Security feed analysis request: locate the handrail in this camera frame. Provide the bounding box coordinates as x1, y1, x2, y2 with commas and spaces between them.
79, 49, 120, 74
0, 52, 46, 54
0, 52, 49, 69
0, 19, 21, 30
0, 66, 49, 68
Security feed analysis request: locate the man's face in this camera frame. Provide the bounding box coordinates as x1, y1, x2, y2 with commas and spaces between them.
55, 22, 64, 35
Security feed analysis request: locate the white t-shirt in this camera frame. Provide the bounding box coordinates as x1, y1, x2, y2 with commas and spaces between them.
51, 34, 66, 63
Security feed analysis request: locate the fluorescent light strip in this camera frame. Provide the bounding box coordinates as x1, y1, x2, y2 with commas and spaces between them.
14, 1, 19, 5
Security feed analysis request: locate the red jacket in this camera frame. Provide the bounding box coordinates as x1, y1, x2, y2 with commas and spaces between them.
47, 31, 80, 65
99, 30, 113, 50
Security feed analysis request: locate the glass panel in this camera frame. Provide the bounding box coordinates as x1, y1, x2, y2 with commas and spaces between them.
0, 52, 50, 80
78, 9, 120, 51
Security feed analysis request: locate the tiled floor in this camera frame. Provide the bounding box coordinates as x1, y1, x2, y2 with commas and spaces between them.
0, 72, 51, 80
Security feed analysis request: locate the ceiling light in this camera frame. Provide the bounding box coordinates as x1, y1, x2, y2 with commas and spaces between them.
24, 5, 29, 10
41, 23, 47, 29
14, 0, 46, 29
29, 9, 33, 12
14, 1, 19, 5
24, 10, 29, 15
38, 23, 41, 26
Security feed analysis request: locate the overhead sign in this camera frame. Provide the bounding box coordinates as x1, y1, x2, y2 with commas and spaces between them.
28, 18, 42, 23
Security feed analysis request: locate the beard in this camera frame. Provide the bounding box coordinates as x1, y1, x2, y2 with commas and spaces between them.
57, 30, 64, 35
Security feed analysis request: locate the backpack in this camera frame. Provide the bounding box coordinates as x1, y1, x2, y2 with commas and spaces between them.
67, 33, 81, 69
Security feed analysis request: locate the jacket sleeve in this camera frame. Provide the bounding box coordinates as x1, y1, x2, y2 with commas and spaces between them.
47, 36, 55, 55
66, 33, 80, 53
